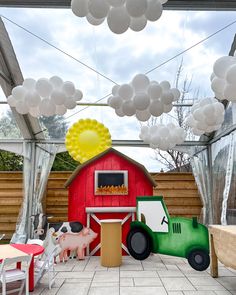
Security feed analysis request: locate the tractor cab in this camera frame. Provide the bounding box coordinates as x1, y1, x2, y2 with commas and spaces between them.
127, 196, 210, 271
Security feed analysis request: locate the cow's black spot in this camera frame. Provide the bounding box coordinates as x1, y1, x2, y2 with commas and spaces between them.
49, 223, 63, 232
61, 226, 68, 233
70, 222, 83, 232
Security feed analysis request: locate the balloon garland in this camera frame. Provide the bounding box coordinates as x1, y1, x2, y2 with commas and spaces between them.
185, 98, 225, 136
211, 55, 236, 102
65, 119, 112, 163
139, 123, 185, 151
108, 74, 180, 122
71, 0, 168, 34
7, 76, 83, 117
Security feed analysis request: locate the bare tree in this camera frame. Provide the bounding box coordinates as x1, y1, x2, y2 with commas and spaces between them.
152, 60, 198, 172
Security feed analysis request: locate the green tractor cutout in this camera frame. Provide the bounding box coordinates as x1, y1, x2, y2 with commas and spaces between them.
127, 196, 210, 271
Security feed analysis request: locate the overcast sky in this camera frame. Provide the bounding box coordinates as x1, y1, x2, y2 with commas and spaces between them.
0, 6, 236, 171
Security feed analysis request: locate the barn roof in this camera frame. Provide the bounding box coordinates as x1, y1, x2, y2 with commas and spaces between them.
64, 148, 157, 188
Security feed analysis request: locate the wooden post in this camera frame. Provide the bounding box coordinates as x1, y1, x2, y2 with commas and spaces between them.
210, 233, 218, 277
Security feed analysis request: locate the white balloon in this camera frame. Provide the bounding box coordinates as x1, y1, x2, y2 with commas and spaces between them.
107, 6, 131, 34
147, 83, 162, 99
51, 90, 66, 105
185, 114, 197, 128
159, 126, 169, 137
7, 95, 17, 107
163, 103, 173, 113
211, 77, 226, 94
62, 81, 76, 97
25, 91, 41, 107
71, 0, 88, 17
145, 0, 163, 21
109, 95, 123, 109
196, 120, 208, 131
160, 80, 171, 91
112, 85, 120, 95
213, 102, 224, 116
49, 76, 63, 89
73, 89, 83, 101
224, 83, 236, 101
35, 78, 53, 98
107, 0, 125, 7
161, 91, 174, 104
214, 92, 225, 101
29, 106, 40, 118
199, 97, 213, 107
135, 109, 151, 121
126, 0, 148, 18
213, 56, 236, 78
15, 100, 29, 114
88, 0, 110, 19
226, 64, 236, 84
132, 74, 150, 91
118, 84, 134, 100
191, 102, 200, 113
12, 86, 26, 101
56, 105, 67, 116
193, 109, 205, 121
149, 100, 164, 117
192, 128, 205, 136
149, 125, 159, 134
170, 88, 181, 101
23, 78, 36, 90
141, 125, 149, 135
115, 107, 125, 117
210, 72, 216, 82
86, 13, 105, 25
129, 16, 147, 32
133, 92, 150, 110
64, 97, 77, 109
203, 104, 215, 116
158, 138, 169, 151
151, 134, 161, 145
39, 98, 56, 117
122, 100, 136, 116
205, 116, 217, 126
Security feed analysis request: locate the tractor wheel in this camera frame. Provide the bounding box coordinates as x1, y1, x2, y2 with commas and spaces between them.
126, 227, 151, 260
187, 249, 210, 271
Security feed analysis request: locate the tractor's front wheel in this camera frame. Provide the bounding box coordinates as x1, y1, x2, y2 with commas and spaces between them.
126, 227, 151, 260
187, 249, 210, 271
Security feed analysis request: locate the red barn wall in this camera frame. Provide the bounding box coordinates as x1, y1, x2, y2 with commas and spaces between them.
68, 151, 153, 224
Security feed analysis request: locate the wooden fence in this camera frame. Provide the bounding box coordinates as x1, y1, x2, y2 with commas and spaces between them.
0, 171, 202, 242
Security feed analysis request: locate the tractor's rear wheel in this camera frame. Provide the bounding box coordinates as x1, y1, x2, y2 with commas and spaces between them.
126, 227, 151, 260
187, 249, 210, 271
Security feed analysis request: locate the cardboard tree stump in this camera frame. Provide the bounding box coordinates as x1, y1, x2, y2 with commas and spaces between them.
100, 219, 122, 267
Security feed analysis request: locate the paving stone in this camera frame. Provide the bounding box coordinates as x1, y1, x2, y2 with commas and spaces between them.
120, 286, 167, 295
161, 277, 195, 291
133, 277, 162, 286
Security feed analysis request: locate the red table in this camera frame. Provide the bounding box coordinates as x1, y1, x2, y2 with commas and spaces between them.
0, 244, 44, 292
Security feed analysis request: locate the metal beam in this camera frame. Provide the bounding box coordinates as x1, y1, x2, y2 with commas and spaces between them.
0, 18, 44, 140
0, 0, 235, 10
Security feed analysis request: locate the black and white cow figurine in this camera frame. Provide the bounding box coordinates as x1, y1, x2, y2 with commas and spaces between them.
31, 213, 83, 240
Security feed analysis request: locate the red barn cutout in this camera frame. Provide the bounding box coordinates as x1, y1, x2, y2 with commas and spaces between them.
65, 148, 156, 255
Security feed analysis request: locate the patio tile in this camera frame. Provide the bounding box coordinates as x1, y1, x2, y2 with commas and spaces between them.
214, 292, 234, 295
194, 285, 226, 291
92, 271, 119, 282
167, 292, 184, 295
216, 277, 236, 290
65, 278, 92, 284
120, 286, 167, 295
183, 292, 215, 295
133, 277, 163, 286
88, 286, 119, 295
187, 277, 222, 286
120, 278, 134, 287
56, 283, 89, 295
40, 288, 60, 295
161, 277, 195, 291
120, 270, 158, 278
91, 281, 119, 287
158, 270, 185, 277
56, 271, 94, 279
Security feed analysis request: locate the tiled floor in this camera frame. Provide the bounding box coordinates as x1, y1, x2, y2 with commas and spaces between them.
3, 254, 236, 295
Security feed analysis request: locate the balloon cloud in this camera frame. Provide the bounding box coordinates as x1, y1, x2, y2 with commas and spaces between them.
108, 73, 180, 122
71, 0, 167, 34
7, 76, 83, 117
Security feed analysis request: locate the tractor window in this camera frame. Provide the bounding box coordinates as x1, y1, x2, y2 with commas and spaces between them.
138, 201, 169, 232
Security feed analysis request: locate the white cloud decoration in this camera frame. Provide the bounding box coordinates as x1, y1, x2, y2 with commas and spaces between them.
71, 0, 167, 34
7, 77, 83, 117
139, 123, 185, 151
185, 98, 225, 136
108, 74, 180, 122
211, 55, 236, 102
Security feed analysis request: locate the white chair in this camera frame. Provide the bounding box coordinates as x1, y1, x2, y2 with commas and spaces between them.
0, 254, 32, 295
34, 245, 59, 290
0, 234, 5, 241
26, 239, 44, 246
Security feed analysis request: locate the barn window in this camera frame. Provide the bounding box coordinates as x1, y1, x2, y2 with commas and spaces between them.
94, 170, 128, 195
